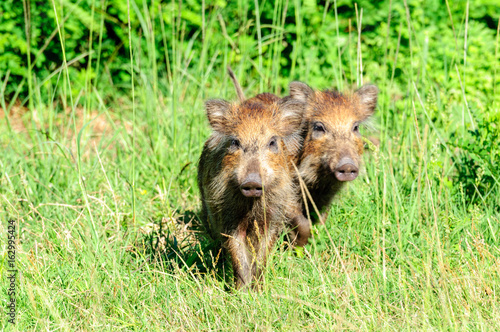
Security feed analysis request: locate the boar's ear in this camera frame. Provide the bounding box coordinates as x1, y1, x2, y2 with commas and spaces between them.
355, 84, 378, 119
205, 99, 231, 132
289, 81, 314, 103
277, 97, 306, 136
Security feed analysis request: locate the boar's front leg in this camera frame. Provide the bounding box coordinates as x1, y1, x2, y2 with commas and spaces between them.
288, 213, 311, 247
286, 204, 311, 247
252, 224, 280, 289
225, 226, 253, 290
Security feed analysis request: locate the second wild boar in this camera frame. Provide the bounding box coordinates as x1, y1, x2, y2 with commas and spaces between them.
288, 82, 379, 222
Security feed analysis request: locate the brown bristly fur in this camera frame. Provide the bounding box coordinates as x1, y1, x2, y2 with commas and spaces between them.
198, 95, 306, 289
288, 82, 379, 223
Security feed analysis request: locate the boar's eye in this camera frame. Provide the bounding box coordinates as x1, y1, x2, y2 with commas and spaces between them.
230, 139, 241, 148
353, 123, 360, 133
313, 122, 325, 132
268, 136, 279, 152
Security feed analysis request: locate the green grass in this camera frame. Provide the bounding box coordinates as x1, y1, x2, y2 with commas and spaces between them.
1, 1, 500, 330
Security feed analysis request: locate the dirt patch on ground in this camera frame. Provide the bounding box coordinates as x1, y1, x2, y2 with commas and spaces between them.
0, 104, 30, 133
1, 104, 132, 157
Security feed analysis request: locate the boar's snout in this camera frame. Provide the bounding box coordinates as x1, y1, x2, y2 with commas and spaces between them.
240, 173, 263, 197
334, 157, 358, 182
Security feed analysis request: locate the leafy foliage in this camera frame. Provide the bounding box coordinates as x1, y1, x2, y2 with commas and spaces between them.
1, 0, 499, 107
451, 113, 500, 205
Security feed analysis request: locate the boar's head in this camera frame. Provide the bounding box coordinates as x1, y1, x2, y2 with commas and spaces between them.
204, 97, 304, 199
289, 82, 378, 185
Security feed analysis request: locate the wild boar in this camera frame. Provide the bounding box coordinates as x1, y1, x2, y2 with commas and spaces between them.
288, 82, 379, 223
197, 90, 306, 289
225, 67, 311, 247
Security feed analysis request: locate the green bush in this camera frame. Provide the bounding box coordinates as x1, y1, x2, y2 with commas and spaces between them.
1, 0, 499, 107
451, 112, 500, 205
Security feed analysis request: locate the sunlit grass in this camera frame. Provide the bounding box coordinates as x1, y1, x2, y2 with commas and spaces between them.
0, 0, 499, 330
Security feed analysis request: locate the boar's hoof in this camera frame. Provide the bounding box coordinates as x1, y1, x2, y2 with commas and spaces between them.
334, 158, 358, 182
240, 173, 263, 197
